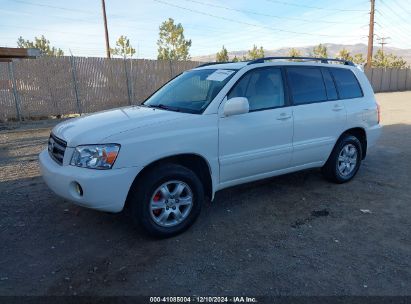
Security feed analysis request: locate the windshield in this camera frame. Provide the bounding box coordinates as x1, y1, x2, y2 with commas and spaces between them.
143, 68, 237, 114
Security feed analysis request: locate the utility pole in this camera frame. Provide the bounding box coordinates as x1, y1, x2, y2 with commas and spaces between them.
366, 0, 375, 68
101, 0, 111, 58
377, 36, 390, 55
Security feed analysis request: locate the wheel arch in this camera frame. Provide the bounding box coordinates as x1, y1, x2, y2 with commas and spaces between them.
338, 127, 367, 159
125, 153, 213, 210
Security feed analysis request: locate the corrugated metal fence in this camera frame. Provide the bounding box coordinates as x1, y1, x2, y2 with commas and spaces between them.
0, 57, 410, 121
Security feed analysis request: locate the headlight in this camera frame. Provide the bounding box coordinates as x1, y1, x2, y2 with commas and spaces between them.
70, 144, 120, 169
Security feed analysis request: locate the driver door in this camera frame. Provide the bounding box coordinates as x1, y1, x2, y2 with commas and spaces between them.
218, 67, 294, 184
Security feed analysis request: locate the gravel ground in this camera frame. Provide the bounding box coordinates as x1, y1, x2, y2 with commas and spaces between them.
0, 92, 410, 297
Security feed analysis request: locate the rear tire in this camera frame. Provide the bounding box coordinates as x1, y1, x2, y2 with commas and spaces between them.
322, 134, 363, 184
129, 163, 204, 238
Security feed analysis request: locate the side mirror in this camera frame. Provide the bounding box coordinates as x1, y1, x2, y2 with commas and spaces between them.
223, 97, 249, 117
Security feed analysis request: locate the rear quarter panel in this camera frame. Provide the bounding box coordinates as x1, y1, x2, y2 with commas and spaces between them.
343, 69, 379, 130
342, 68, 381, 152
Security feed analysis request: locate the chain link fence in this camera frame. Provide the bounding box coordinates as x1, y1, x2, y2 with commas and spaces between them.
0, 57, 200, 121
0, 57, 410, 121
364, 67, 411, 93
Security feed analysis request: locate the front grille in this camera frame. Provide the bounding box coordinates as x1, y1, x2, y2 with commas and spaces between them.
48, 133, 67, 165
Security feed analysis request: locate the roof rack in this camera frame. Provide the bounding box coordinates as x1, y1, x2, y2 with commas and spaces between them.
196, 61, 246, 68
247, 57, 355, 66
196, 62, 225, 68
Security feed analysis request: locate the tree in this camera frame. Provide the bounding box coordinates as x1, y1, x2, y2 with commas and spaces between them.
17, 35, 64, 56
388, 54, 407, 68
372, 50, 388, 67
288, 48, 302, 61
288, 48, 302, 58
232, 56, 240, 62
216, 45, 229, 62
312, 44, 327, 58
336, 48, 353, 61
353, 53, 366, 65
336, 51, 365, 65
245, 45, 264, 60
372, 49, 407, 68
157, 18, 192, 60
110, 35, 135, 59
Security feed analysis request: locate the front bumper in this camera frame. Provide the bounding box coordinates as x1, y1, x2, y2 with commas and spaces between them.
39, 149, 139, 212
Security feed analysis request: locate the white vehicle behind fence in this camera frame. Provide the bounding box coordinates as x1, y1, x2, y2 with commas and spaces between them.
40, 57, 381, 237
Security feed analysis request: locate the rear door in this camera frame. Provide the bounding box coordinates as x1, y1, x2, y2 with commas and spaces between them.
286, 66, 347, 166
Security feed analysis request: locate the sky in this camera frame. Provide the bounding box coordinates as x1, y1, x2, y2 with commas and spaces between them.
1, 0, 411, 58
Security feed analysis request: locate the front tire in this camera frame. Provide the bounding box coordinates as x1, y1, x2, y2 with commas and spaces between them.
129, 164, 204, 237
322, 134, 363, 183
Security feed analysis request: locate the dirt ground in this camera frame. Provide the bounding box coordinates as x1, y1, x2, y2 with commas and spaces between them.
0, 92, 410, 297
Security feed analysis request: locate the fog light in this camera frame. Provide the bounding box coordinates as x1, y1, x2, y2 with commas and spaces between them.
74, 182, 83, 196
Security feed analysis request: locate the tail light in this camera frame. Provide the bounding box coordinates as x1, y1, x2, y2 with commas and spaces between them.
377, 103, 381, 124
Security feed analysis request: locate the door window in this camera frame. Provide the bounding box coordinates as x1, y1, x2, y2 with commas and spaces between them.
228, 68, 285, 111
321, 68, 338, 100
286, 67, 327, 105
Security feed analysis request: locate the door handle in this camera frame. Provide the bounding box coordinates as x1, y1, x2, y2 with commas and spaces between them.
277, 113, 292, 120
332, 104, 344, 111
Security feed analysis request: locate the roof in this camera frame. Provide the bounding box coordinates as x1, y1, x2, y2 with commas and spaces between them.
193, 57, 356, 71
0, 47, 41, 62
194, 61, 249, 70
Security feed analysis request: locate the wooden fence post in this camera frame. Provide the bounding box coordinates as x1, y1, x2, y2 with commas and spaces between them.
124, 58, 132, 105
130, 58, 135, 104
8, 61, 22, 121
169, 59, 173, 78
370, 68, 375, 92
70, 56, 82, 115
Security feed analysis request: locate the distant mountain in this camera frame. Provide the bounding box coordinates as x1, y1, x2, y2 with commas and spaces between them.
192, 43, 411, 64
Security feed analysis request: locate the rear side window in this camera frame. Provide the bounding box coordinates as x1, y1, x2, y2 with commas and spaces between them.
330, 68, 363, 99
286, 67, 327, 105
321, 68, 338, 100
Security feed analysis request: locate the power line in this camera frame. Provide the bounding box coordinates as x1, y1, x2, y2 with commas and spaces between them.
375, 10, 411, 43
12, 0, 101, 15
11, 0, 123, 18
5, 26, 286, 52
375, 10, 408, 31
268, 8, 368, 42
3, 11, 284, 46
375, 20, 410, 45
264, 0, 368, 12
180, 0, 363, 25
152, 0, 361, 38
390, 0, 411, 15
379, 0, 411, 25
0, 24, 102, 37
5, 5, 287, 43
1, 8, 98, 23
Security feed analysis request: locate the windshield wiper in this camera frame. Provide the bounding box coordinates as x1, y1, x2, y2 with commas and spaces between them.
157, 104, 181, 112
143, 103, 200, 114
145, 104, 181, 112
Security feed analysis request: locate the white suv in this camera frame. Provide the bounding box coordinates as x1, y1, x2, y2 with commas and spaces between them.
39, 57, 381, 237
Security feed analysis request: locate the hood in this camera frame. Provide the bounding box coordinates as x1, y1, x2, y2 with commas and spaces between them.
52, 106, 188, 147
